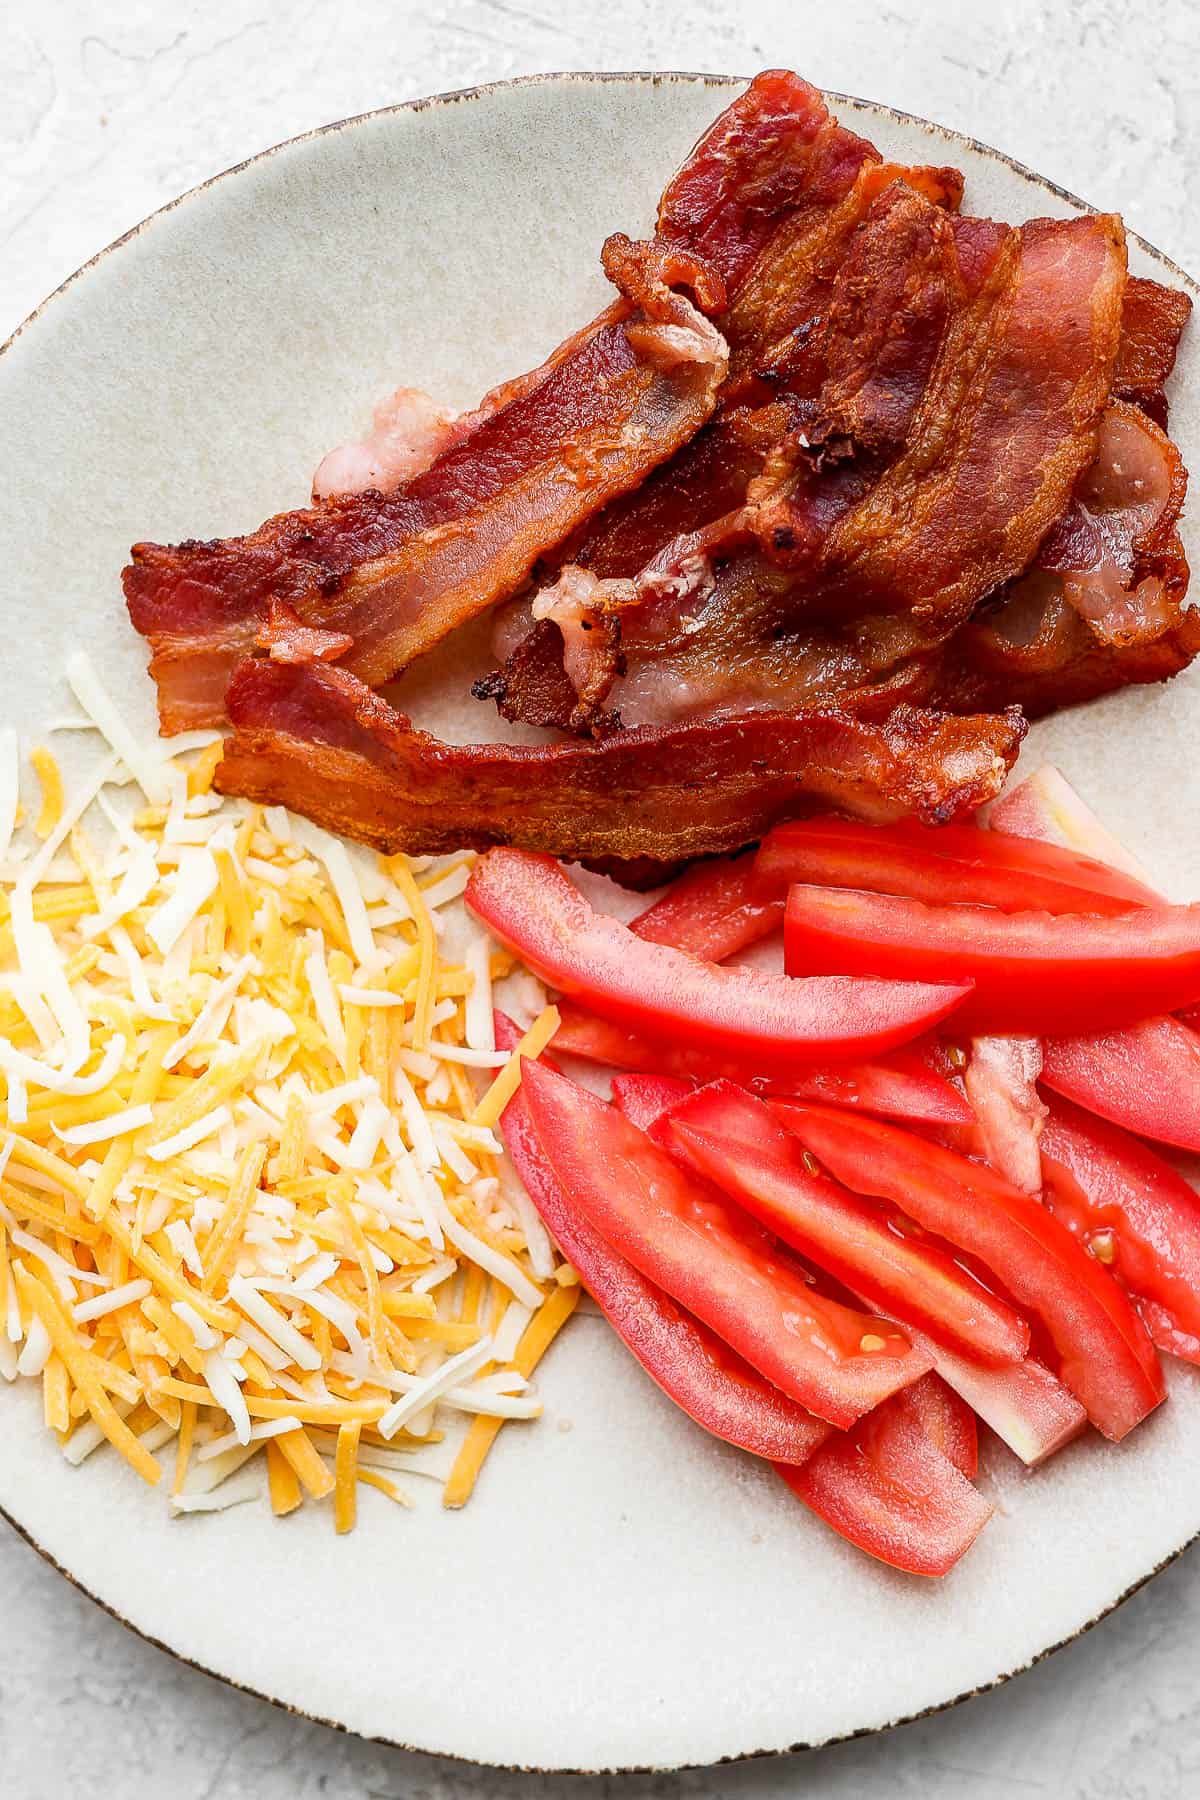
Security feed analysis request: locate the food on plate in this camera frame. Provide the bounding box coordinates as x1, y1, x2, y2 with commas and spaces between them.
0, 670, 577, 1525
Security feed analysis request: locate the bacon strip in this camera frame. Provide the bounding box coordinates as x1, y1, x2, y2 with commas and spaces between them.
124, 238, 727, 733
1114, 275, 1193, 427
215, 659, 1025, 870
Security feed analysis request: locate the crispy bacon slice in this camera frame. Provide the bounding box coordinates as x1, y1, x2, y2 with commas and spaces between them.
1114, 275, 1192, 427
124, 238, 728, 733
215, 658, 1024, 869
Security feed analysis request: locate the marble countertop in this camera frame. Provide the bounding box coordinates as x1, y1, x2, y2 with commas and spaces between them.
3, 2, 1198, 1794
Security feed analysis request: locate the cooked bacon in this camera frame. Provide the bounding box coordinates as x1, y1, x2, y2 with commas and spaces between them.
938, 400, 1197, 715
125, 238, 727, 733
312, 386, 461, 499
215, 658, 1024, 870
1114, 275, 1192, 427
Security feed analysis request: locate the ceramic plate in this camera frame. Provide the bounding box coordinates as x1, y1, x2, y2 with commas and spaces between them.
1, 73, 1198, 1774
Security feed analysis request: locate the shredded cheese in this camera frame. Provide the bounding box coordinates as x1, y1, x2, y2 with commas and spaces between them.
0, 728, 572, 1529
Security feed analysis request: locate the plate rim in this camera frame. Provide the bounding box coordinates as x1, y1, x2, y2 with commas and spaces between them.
1, 68, 1198, 1776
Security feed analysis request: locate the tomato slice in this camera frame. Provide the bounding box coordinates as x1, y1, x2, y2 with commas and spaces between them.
467, 850, 970, 1071
655, 1080, 1028, 1366
776, 1374, 994, 1578
755, 816, 1157, 914
493, 1023, 829, 1463
519, 1059, 932, 1427
1040, 1095, 1200, 1365
611, 1072, 694, 1134
907, 1335, 1085, 1467
554, 1003, 972, 1124
784, 884, 1200, 1034
895, 1370, 977, 1478
988, 764, 1158, 889
1042, 1016, 1200, 1153
631, 856, 784, 962
963, 1037, 1047, 1194
772, 1103, 1165, 1439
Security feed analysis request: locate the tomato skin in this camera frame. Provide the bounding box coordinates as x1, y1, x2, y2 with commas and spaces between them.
784, 883, 1200, 1034
756, 816, 1157, 914
493, 1022, 830, 1463
657, 1080, 1030, 1367
1040, 1095, 1200, 1365
1042, 1017, 1200, 1153
776, 1373, 994, 1578
467, 849, 970, 1071
519, 1059, 932, 1428
771, 1102, 1165, 1440
631, 856, 784, 962
611, 1072, 694, 1134
554, 1003, 972, 1124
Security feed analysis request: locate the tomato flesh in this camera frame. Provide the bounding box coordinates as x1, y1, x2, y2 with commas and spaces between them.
467, 849, 970, 1071
776, 1373, 994, 1578
631, 856, 784, 962
554, 1003, 971, 1124
784, 883, 1200, 1034
520, 1059, 932, 1427
1042, 1016, 1200, 1153
657, 1080, 1029, 1367
1040, 1095, 1200, 1365
772, 1102, 1164, 1440
494, 1020, 829, 1462
611, 1072, 694, 1134
756, 816, 1157, 914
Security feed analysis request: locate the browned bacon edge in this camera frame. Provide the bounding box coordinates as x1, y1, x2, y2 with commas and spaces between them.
215, 659, 1025, 877
1115, 274, 1193, 426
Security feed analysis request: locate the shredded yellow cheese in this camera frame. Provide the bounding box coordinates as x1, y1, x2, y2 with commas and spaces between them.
0, 700, 572, 1529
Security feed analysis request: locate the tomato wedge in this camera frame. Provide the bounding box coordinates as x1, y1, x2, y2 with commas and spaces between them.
493, 1025, 829, 1463
657, 1081, 1029, 1367
908, 1335, 1085, 1467
1040, 1095, 1200, 1365
772, 1103, 1165, 1439
755, 816, 1157, 914
611, 1072, 694, 1134
784, 884, 1200, 1034
776, 1374, 994, 1578
554, 1003, 972, 1124
988, 764, 1158, 889
1042, 1016, 1200, 1153
631, 856, 784, 961
907, 1370, 978, 1479
963, 1037, 1047, 1194
519, 1059, 931, 1427
467, 850, 970, 1071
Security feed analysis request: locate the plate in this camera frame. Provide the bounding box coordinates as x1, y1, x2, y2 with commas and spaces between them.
1, 72, 1198, 1774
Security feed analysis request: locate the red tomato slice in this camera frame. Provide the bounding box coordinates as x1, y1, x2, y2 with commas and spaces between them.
519, 1059, 932, 1427
776, 1374, 994, 1578
554, 1003, 972, 1124
1040, 1095, 1200, 1365
611, 1072, 695, 1134
988, 764, 1158, 890
493, 1021, 829, 1463
772, 1103, 1165, 1440
756, 816, 1157, 914
631, 856, 784, 962
657, 1081, 1029, 1367
1042, 1017, 1200, 1153
784, 884, 1200, 1034
907, 1335, 1085, 1467
467, 850, 970, 1071
963, 1037, 1047, 1194
893, 1370, 977, 1479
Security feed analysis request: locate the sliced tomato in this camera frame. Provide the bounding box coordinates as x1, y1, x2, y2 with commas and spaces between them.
554, 1002, 971, 1125
493, 1022, 829, 1463
658, 1080, 1029, 1367
467, 850, 970, 1072
631, 856, 784, 961
963, 1037, 1047, 1194
755, 816, 1156, 914
784, 884, 1200, 1034
519, 1059, 932, 1427
611, 1072, 694, 1134
1040, 1095, 1200, 1365
906, 1371, 978, 1479
1042, 1017, 1200, 1153
772, 1103, 1165, 1440
988, 764, 1158, 889
907, 1335, 1085, 1467
776, 1374, 994, 1578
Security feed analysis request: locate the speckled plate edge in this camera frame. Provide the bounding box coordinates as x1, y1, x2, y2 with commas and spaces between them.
0, 71, 1197, 1775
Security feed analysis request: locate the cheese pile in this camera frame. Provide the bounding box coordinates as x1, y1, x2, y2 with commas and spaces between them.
0, 654, 575, 1529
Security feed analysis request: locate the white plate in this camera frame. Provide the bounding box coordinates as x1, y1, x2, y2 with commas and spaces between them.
0, 73, 1198, 1775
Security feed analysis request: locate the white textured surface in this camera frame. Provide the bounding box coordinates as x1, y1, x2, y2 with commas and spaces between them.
2, 2, 1199, 1794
